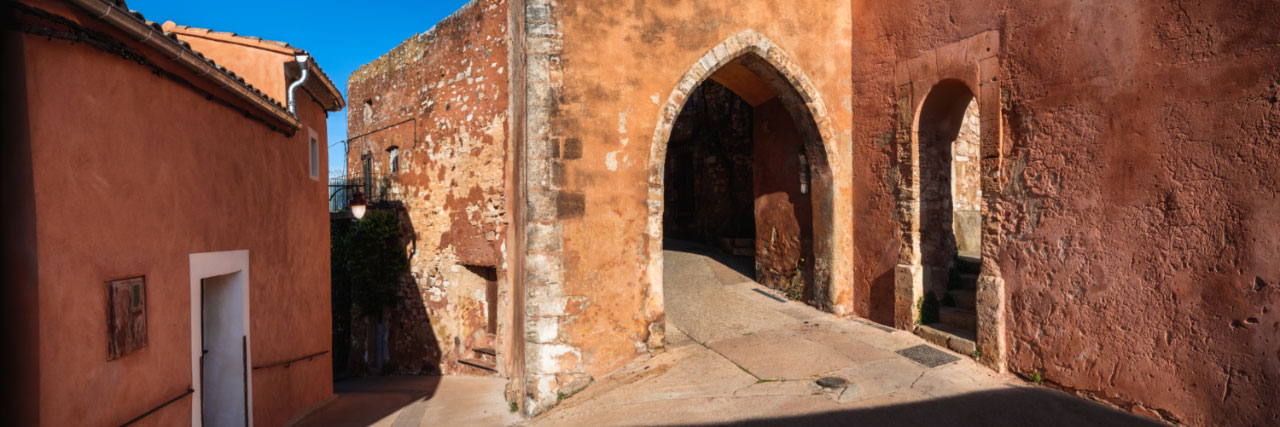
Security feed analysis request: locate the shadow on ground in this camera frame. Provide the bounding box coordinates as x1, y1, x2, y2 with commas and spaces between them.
673, 387, 1164, 427
298, 376, 441, 427
663, 238, 755, 281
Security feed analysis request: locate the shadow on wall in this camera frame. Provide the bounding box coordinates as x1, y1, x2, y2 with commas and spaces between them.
870, 268, 897, 327
670, 387, 1164, 427
333, 202, 441, 377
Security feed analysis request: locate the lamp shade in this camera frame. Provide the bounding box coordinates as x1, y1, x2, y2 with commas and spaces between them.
349, 191, 368, 220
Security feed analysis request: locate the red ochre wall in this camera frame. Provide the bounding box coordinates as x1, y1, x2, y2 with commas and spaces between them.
344, 0, 513, 377
847, 0, 1280, 424
20, 2, 333, 425
753, 98, 815, 296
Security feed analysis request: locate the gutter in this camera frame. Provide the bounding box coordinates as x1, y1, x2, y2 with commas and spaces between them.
65, 0, 302, 130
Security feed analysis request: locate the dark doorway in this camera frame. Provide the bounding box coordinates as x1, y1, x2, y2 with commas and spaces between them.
663, 80, 757, 259
916, 80, 982, 340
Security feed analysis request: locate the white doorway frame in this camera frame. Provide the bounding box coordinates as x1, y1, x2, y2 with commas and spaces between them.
190, 250, 253, 427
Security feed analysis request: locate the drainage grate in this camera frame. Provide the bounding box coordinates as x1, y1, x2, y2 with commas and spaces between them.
896, 344, 960, 368
815, 376, 849, 389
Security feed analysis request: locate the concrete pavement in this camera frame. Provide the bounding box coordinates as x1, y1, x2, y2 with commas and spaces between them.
525, 241, 1162, 426
294, 375, 521, 427
297, 241, 1160, 426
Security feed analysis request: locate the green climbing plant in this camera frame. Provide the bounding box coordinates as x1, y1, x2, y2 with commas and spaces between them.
783, 258, 805, 301
337, 210, 409, 316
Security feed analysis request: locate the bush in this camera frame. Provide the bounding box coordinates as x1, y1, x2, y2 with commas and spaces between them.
335, 210, 408, 316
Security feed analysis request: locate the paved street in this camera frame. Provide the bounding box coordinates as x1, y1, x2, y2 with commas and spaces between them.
524, 241, 1161, 426
299, 241, 1160, 427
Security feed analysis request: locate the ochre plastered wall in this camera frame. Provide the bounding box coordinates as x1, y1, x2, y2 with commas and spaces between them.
346, 0, 512, 377
853, 1, 1280, 424
22, 2, 333, 425
754, 98, 816, 295
519, 0, 854, 414
165, 29, 294, 103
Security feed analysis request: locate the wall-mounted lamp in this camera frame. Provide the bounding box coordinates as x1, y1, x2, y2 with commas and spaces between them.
349, 191, 368, 220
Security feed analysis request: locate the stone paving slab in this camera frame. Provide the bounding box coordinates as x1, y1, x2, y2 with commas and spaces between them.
525, 245, 1162, 426
707, 328, 859, 380
294, 375, 521, 427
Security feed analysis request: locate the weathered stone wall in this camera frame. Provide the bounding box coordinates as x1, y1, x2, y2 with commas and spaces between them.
853, 1, 1280, 424
345, 0, 511, 377
953, 100, 982, 257
518, 0, 855, 414
754, 98, 815, 296
512, 0, 1280, 423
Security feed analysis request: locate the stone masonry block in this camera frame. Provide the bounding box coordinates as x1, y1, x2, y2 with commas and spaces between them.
970, 31, 1000, 60
978, 56, 1000, 88
975, 274, 1006, 372
894, 263, 924, 329
527, 191, 558, 221
527, 222, 563, 252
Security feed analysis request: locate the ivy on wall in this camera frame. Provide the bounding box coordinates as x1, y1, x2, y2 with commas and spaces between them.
334, 210, 408, 315
331, 210, 409, 373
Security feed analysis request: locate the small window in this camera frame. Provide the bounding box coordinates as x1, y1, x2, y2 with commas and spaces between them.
798, 151, 810, 195
388, 146, 400, 175
107, 276, 148, 360
363, 99, 374, 126
309, 138, 320, 180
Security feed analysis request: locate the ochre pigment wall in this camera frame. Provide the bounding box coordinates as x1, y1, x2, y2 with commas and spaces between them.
754, 98, 815, 296
519, 0, 853, 413
22, 2, 332, 425
165, 27, 295, 103
346, 0, 511, 377
849, 1, 1280, 424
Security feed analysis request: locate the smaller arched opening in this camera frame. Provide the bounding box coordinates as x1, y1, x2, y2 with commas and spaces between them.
914, 79, 983, 341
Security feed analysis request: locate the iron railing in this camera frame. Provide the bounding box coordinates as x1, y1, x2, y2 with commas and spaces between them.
329, 174, 394, 212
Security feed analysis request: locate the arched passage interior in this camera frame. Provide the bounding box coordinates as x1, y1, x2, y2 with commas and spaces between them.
653, 50, 835, 342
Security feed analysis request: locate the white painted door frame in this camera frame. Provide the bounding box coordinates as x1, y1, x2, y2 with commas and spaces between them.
190, 250, 253, 427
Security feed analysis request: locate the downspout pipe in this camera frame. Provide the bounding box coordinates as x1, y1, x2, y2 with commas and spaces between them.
287, 54, 310, 117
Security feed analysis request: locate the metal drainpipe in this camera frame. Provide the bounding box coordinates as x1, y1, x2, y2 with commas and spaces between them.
287, 54, 310, 117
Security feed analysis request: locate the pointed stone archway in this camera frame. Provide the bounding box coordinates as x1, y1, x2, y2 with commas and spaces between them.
641, 30, 853, 351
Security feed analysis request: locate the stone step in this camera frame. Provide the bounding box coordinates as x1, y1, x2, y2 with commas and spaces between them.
915, 323, 977, 356
939, 307, 977, 331
954, 272, 980, 290
948, 289, 976, 311
459, 358, 497, 372
955, 255, 982, 274
474, 347, 497, 362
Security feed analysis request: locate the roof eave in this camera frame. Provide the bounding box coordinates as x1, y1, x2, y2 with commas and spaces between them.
67, 0, 302, 130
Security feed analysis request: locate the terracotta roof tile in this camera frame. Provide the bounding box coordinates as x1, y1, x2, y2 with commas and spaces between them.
79, 2, 341, 117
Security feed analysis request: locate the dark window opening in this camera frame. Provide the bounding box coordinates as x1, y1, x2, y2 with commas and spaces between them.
387, 146, 400, 175
466, 266, 499, 335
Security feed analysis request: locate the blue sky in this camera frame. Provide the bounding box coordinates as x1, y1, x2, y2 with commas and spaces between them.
127, 0, 472, 179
